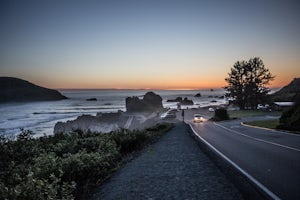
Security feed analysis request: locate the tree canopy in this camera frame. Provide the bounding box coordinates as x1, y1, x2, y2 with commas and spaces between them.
225, 57, 274, 110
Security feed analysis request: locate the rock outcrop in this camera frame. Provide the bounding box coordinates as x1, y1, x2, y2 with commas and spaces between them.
86, 98, 97, 101
54, 111, 161, 134
0, 77, 67, 102
181, 97, 194, 105
54, 113, 121, 134
167, 97, 183, 102
167, 97, 194, 105
126, 92, 163, 112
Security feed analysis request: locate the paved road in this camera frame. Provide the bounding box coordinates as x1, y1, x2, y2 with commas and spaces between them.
187, 115, 300, 200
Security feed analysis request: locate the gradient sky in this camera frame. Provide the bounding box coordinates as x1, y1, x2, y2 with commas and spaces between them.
0, 0, 300, 89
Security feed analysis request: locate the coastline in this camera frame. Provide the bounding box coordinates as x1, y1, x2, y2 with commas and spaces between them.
0, 89, 226, 137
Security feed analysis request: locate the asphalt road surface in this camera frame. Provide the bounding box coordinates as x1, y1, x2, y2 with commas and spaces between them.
186, 111, 300, 200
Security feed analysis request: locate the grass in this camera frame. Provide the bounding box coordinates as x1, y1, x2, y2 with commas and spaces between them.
228, 110, 282, 119
244, 119, 280, 129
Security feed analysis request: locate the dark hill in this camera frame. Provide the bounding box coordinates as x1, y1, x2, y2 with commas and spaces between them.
0, 77, 67, 103
271, 78, 300, 101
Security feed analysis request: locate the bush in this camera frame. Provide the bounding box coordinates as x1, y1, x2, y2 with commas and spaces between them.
0, 123, 172, 199
211, 108, 230, 121
277, 104, 300, 131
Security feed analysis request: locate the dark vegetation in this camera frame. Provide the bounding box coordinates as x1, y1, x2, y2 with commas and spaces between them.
0, 123, 173, 199
225, 57, 274, 110
277, 95, 300, 132
211, 108, 230, 121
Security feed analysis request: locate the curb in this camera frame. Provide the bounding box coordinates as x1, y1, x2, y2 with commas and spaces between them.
186, 122, 280, 200
241, 122, 275, 132
241, 122, 300, 136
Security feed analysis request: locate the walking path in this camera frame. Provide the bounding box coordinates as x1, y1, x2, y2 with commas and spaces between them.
93, 123, 243, 200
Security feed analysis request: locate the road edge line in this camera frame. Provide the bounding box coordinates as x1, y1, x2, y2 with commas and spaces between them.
187, 122, 281, 200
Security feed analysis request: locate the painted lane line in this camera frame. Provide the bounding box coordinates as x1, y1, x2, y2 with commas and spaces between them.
214, 123, 300, 153
188, 123, 281, 200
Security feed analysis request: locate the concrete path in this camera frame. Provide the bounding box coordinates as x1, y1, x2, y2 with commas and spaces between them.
93, 123, 243, 200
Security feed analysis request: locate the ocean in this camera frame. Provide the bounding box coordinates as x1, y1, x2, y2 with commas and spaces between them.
0, 89, 226, 138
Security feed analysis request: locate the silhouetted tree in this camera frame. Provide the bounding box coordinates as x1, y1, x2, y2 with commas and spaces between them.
225, 57, 274, 110
212, 108, 229, 121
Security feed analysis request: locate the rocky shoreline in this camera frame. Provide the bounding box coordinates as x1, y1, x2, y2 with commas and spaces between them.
54, 92, 166, 134
54, 111, 163, 134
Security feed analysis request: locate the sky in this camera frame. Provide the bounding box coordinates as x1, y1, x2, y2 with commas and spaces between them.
0, 0, 300, 90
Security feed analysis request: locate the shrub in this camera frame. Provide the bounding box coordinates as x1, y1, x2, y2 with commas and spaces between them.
0, 123, 172, 199
277, 104, 300, 131
211, 108, 230, 121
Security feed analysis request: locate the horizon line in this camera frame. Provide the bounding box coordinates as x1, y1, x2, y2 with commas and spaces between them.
55, 86, 282, 91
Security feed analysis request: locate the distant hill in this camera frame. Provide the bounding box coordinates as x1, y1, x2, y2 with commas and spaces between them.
0, 77, 67, 103
271, 78, 300, 102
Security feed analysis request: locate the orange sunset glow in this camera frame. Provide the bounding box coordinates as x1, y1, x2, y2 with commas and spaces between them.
0, 1, 299, 90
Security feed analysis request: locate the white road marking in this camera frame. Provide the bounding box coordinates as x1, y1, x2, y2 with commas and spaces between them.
214, 123, 300, 152
188, 123, 281, 200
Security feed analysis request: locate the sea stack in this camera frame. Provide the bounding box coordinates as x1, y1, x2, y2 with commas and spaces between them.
126, 92, 163, 112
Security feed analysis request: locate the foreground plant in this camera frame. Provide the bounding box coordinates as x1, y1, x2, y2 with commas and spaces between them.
0, 123, 173, 199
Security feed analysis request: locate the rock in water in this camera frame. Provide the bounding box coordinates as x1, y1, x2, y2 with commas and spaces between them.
86, 98, 97, 101
166, 96, 194, 105
143, 91, 163, 108
194, 93, 201, 97
0, 77, 67, 102
126, 92, 163, 112
167, 97, 183, 102
182, 97, 194, 105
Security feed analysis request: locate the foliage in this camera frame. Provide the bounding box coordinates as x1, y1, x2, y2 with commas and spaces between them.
225, 57, 274, 110
0, 123, 172, 199
211, 108, 229, 121
277, 95, 300, 131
